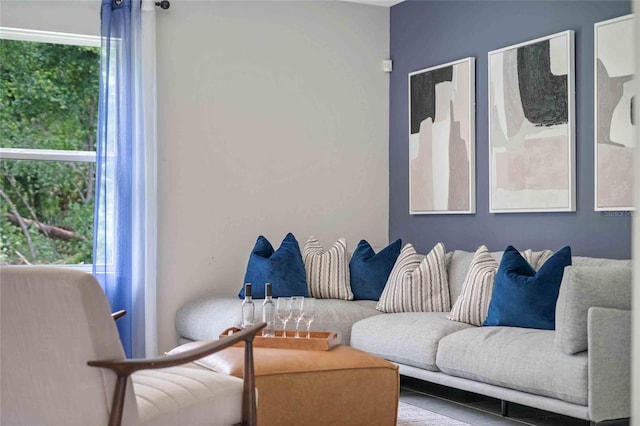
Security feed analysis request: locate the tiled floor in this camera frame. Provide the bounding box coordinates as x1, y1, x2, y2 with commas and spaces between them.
399, 376, 630, 426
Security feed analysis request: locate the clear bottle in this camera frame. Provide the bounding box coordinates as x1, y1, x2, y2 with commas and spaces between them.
262, 283, 276, 337
241, 283, 255, 328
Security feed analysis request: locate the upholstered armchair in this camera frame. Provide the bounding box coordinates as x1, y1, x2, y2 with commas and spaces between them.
0, 266, 264, 426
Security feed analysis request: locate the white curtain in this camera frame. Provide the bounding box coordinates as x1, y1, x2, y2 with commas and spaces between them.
138, 0, 158, 357
140, 0, 158, 358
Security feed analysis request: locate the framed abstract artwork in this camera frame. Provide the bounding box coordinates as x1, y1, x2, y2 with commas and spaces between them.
408, 57, 475, 215
594, 14, 635, 211
488, 31, 575, 213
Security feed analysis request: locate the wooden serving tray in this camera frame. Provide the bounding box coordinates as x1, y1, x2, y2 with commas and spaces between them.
219, 327, 338, 351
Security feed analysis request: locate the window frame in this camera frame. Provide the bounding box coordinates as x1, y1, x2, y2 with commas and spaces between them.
0, 27, 101, 269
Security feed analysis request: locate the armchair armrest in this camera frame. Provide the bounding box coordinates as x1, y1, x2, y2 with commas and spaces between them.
111, 310, 126, 321
587, 307, 631, 423
89, 322, 266, 426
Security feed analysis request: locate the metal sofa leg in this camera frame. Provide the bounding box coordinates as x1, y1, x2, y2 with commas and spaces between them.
501, 400, 509, 417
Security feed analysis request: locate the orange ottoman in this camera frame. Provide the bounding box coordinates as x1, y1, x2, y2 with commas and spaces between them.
193, 345, 399, 426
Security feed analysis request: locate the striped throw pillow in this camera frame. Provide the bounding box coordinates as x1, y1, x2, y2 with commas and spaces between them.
517, 249, 554, 270
303, 236, 353, 300
529, 249, 554, 269
376, 242, 450, 313
447, 245, 498, 326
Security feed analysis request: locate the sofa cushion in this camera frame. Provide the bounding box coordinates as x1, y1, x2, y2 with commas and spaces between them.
303, 236, 352, 300
483, 246, 571, 330
555, 264, 632, 355
436, 327, 588, 405
572, 256, 632, 268
377, 243, 450, 313
349, 239, 402, 301
133, 365, 245, 426
446, 250, 477, 304
240, 233, 309, 299
176, 297, 380, 346
447, 245, 497, 326
350, 312, 474, 371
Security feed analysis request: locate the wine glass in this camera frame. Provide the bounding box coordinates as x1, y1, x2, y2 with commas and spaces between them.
300, 297, 316, 338
290, 296, 305, 338
276, 297, 292, 338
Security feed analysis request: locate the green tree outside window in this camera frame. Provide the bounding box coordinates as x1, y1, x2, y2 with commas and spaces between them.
1, 38, 100, 265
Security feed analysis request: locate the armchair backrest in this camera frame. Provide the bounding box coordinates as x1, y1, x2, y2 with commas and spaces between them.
1, 266, 137, 425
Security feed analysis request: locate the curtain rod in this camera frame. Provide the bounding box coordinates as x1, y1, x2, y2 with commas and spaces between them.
116, 0, 169, 9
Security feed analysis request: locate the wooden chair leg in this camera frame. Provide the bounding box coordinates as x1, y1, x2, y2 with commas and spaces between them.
242, 338, 257, 426
108, 375, 128, 426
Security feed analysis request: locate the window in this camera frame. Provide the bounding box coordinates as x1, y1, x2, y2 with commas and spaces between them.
0, 28, 100, 266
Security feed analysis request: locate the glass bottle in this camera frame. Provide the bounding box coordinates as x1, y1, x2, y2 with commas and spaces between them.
262, 283, 276, 337
241, 283, 255, 328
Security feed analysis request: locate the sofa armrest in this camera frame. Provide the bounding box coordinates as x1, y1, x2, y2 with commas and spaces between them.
587, 307, 631, 423
555, 265, 631, 354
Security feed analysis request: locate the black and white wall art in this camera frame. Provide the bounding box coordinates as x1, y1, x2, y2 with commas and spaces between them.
409, 57, 475, 215
595, 14, 635, 211
488, 31, 575, 213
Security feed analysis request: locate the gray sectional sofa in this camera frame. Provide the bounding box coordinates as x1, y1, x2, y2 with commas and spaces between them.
175, 249, 632, 425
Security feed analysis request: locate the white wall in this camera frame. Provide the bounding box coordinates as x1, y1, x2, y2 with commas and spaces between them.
1, 0, 390, 353
155, 1, 389, 352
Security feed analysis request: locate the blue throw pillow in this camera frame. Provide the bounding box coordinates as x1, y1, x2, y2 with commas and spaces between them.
483, 245, 572, 330
349, 239, 402, 300
239, 233, 309, 299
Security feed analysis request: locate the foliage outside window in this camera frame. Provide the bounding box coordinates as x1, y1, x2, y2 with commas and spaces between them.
0, 31, 100, 265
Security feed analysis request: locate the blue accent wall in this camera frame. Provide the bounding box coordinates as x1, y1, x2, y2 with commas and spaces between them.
389, 0, 632, 259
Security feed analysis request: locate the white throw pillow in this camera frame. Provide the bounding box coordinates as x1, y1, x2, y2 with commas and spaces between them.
376, 242, 450, 313
303, 236, 353, 300
447, 245, 497, 326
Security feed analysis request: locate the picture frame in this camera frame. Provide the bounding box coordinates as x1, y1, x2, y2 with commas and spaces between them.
408, 57, 475, 215
594, 14, 635, 211
488, 31, 575, 213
